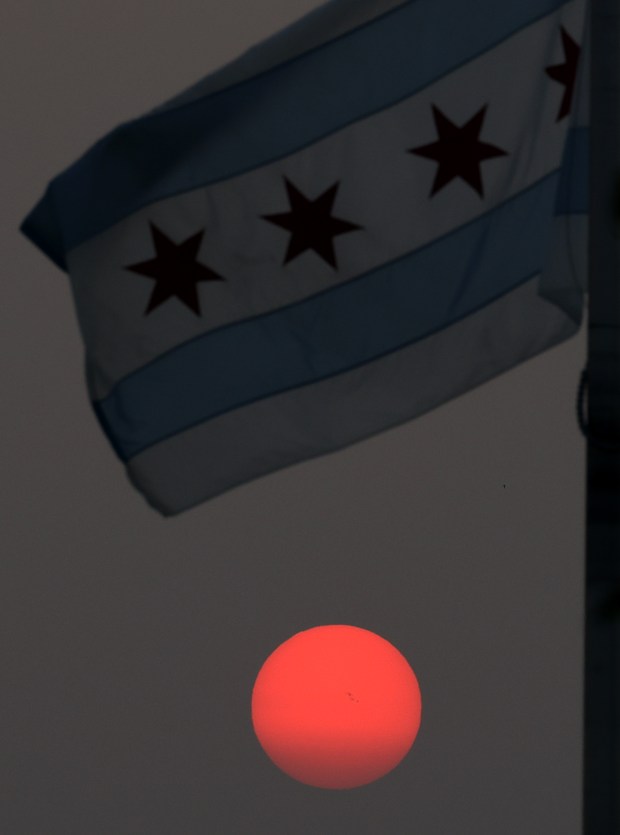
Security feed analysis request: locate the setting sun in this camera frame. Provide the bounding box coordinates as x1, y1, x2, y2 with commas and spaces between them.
251, 624, 422, 789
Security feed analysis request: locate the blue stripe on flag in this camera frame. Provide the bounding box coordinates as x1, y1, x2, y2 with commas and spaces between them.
94, 168, 573, 461
22, 0, 569, 269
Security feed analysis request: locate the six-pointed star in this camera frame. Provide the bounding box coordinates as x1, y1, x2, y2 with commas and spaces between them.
409, 104, 508, 198
125, 222, 224, 316
545, 26, 581, 121
262, 177, 362, 268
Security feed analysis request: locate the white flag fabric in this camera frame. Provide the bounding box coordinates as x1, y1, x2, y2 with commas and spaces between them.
21, 0, 588, 515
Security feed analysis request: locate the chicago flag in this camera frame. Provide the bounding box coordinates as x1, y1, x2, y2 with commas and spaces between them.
21, 0, 588, 515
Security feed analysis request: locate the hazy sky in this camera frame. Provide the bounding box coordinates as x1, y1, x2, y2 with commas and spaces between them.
4, 2, 586, 833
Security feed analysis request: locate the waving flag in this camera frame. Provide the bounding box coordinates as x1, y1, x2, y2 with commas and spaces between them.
21, 0, 588, 515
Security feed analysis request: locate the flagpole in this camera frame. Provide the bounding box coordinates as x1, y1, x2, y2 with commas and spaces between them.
583, 0, 620, 831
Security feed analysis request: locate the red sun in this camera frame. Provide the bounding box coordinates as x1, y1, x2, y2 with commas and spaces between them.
251, 624, 422, 789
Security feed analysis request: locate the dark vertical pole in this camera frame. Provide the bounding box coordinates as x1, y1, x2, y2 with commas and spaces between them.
584, 0, 620, 832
